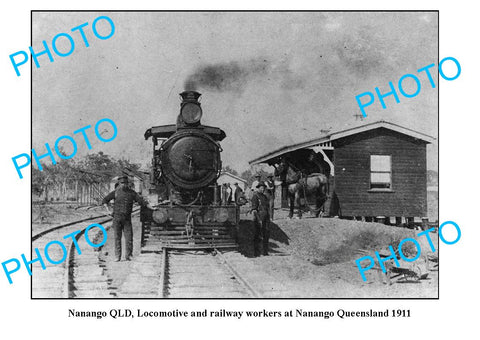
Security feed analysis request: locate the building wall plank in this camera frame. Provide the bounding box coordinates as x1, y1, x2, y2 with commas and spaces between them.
332, 128, 427, 217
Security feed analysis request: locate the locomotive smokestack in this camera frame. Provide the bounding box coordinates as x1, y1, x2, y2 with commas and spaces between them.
180, 91, 202, 103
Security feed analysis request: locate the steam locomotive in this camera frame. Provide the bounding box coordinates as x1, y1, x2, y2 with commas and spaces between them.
140, 91, 239, 249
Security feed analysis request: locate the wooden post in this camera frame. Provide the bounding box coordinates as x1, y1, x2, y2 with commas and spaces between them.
407, 217, 414, 227
75, 180, 78, 202
422, 217, 429, 230
281, 185, 288, 209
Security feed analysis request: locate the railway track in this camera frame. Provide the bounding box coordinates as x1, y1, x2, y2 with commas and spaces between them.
32, 213, 112, 298
33, 209, 287, 298
159, 249, 261, 298
66, 219, 114, 298
116, 245, 288, 298
32, 209, 139, 298
116, 222, 289, 298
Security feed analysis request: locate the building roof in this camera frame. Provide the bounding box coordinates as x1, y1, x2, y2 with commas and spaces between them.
218, 171, 247, 184
249, 120, 435, 165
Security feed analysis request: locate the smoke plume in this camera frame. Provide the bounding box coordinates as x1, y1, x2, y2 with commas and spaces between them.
184, 59, 271, 92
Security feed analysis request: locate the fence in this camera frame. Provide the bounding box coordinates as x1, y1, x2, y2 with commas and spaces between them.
33, 180, 110, 206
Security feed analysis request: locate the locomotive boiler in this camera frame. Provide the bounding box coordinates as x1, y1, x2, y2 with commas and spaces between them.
141, 91, 239, 249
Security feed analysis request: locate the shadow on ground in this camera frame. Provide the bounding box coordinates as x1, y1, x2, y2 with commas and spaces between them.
236, 219, 290, 258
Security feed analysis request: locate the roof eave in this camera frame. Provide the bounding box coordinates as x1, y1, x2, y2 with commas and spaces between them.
249, 121, 435, 165
328, 121, 435, 144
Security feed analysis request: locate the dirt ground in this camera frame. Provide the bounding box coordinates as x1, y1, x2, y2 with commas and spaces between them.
97, 216, 145, 294
239, 209, 438, 298
32, 204, 107, 235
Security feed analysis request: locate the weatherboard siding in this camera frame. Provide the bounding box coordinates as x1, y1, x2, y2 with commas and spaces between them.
332, 128, 427, 217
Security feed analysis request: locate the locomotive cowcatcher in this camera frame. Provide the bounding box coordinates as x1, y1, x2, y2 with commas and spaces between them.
141, 91, 239, 249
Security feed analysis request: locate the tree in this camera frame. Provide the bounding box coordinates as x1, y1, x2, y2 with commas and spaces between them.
240, 169, 253, 185
32, 158, 84, 201
79, 152, 116, 181
32, 167, 51, 199
31, 151, 143, 202
117, 158, 141, 173
222, 165, 239, 176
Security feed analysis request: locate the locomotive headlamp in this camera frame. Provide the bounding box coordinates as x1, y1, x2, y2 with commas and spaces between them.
153, 210, 168, 224
180, 102, 203, 125
215, 208, 230, 223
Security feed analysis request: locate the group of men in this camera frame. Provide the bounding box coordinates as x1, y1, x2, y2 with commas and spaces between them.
102, 173, 278, 261
220, 182, 243, 205
250, 174, 276, 257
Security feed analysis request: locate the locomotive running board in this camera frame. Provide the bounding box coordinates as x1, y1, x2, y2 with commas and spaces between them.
162, 244, 238, 250
142, 243, 238, 252
142, 218, 239, 252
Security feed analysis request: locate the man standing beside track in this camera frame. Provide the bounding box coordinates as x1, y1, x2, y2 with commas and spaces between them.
102, 176, 155, 262
250, 182, 270, 257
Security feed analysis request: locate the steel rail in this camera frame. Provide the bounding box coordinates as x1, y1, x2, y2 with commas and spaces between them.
32, 207, 141, 241
59, 210, 140, 298
215, 249, 261, 298
160, 248, 261, 298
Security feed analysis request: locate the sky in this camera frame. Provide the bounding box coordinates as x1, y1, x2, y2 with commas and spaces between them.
32, 11, 438, 173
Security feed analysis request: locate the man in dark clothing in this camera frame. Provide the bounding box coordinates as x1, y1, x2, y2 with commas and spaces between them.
233, 182, 243, 205
102, 176, 153, 262
265, 174, 276, 220
250, 182, 270, 256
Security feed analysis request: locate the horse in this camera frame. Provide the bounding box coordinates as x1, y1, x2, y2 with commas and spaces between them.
275, 160, 328, 219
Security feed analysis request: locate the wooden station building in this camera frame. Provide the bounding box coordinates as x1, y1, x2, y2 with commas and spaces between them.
249, 120, 435, 222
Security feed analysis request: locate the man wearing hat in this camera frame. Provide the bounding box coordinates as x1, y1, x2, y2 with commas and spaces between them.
251, 174, 261, 192
265, 174, 276, 220
102, 176, 154, 262
233, 182, 244, 205
250, 181, 270, 256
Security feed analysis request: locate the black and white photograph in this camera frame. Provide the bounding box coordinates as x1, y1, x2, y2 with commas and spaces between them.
1, 1, 478, 338
30, 11, 438, 299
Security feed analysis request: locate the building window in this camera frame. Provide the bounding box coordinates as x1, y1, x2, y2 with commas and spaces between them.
370, 155, 392, 190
